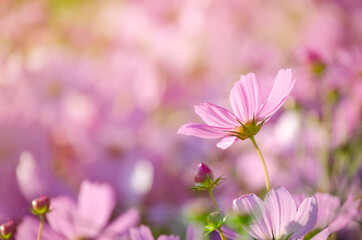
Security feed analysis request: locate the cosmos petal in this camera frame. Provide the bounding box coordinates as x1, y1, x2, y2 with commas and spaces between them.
16, 216, 64, 240
195, 102, 239, 128
99, 208, 140, 240
178, 123, 230, 139
75, 181, 116, 237
130, 225, 155, 240
233, 193, 272, 240
157, 235, 180, 240
257, 69, 295, 120
328, 194, 360, 232
314, 193, 340, 229
265, 187, 297, 239
216, 136, 238, 149
47, 197, 77, 239
230, 73, 262, 122
288, 196, 318, 239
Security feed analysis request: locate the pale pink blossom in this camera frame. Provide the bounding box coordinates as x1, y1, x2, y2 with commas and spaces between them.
16, 180, 140, 240
233, 187, 318, 240
178, 69, 294, 149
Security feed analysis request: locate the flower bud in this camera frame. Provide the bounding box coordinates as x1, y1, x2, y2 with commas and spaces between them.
194, 163, 214, 184
32, 195, 50, 215
0, 220, 15, 239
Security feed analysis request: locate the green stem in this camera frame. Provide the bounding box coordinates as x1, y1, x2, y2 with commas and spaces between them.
37, 214, 44, 240
208, 189, 226, 240
208, 189, 219, 212
250, 135, 270, 192
217, 227, 226, 240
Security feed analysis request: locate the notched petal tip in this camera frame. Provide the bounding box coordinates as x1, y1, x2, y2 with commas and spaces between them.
257, 68, 295, 120
239, 72, 257, 81
288, 196, 318, 239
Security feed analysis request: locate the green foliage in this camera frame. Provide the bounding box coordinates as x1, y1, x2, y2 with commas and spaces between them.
225, 213, 253, 237
203, 212, 226, 235
303, 228, 322, 240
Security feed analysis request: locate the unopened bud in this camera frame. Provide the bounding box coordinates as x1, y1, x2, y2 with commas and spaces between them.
0, 220, 15, 239
32, 195, 50, 215
194, 163, 214, 184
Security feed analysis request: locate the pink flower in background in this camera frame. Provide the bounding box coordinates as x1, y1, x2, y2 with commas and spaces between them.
178, 69, 294, 149
130, 225, 195, 240
233, 187, 318, 240
130, 225, 179, 240
17, 180, 140, 240
306, 193, 360, 240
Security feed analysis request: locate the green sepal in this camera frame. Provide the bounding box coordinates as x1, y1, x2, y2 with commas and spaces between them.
225, 116, 267, 140
285, 232, 293, 240
31, 208, 51, 216
0, 233, 11, 240
302, 228, 323, 240
203, 225, 215, 236
190, 176, 225, 191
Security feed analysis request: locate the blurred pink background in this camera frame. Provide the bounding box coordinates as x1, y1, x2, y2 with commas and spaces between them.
0, 0, 361, 238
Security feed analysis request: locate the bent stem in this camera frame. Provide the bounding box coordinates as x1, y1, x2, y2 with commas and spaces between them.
37, 214, 44, 240
250, 135, 270, 192
208, 189, 226, 240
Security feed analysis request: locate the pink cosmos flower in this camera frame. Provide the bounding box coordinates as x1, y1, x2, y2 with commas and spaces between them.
16, 180, 140, 240
178, 69, 295, 149
233, 187, 318, 240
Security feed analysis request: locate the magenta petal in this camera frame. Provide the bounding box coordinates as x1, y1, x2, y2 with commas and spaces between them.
230, 73, 261, 122
130, 225, 155, 240
265, 187, 297, 239
177, 123, 230, 139
257, 69, 295, 120
47, 196, 77, 239
216, 136, 238, 149
75, 181, 116, 238
98, 208, 140, 240
194, 102, 239, 128
288, 196, 318, 239
233, 193, 272, 239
